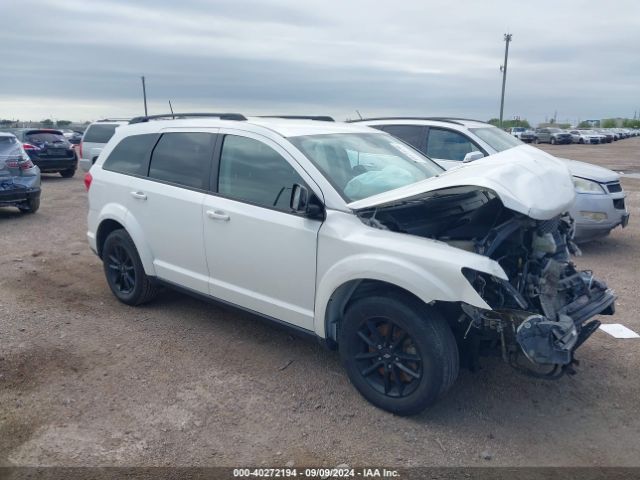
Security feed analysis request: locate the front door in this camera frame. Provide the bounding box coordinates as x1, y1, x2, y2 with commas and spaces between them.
203, 132, 322, 330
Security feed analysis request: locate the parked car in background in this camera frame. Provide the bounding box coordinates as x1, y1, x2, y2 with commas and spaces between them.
594, 130, 614, 143
569, 130, 603, 144
0, 128, 77, 177
61, 129, 84, 145
519, 129, 536, 143
535, 127, 573, 144
0, 132, 41, 213
86, 113, 615, 415
79, 119, 128, 171
357, 117, 629, 242
508, 127, 526, 139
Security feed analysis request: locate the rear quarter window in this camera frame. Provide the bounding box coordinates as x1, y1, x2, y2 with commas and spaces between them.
102, 134, 159, 176
83, 124, 119, 143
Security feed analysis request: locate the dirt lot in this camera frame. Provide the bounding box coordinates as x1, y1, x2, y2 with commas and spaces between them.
1, 139, 639, 468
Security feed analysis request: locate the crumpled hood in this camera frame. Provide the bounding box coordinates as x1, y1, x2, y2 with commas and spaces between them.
558, 158, 620, 183
348, 145, 576, 220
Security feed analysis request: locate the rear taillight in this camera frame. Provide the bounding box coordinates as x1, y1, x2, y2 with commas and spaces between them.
22, 143, 40, 151
84, 172, 93, 191
6, 158, 34, 170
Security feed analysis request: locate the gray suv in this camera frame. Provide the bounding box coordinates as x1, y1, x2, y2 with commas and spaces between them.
0, 133, 41, 213
535, 128, 573, 145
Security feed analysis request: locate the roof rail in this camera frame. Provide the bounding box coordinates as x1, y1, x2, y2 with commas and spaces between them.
348, 117, 487, 126
258, 115, 335, 122
129, 113, 247, 124
97, 118, 131, 122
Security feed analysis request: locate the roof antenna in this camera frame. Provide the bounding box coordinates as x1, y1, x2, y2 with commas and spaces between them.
355, 110, 363, 120
168, 100, 175, 118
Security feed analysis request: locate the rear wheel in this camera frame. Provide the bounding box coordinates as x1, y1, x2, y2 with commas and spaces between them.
339, 294, 458, 416
18, 196, 40, 214
60, 168, 76, 178
102, 229, 159, 305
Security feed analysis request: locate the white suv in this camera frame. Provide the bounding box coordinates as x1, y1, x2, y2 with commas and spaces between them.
356, 117, 629, 242
79, 119, 129, 172
86, 113, 615, 415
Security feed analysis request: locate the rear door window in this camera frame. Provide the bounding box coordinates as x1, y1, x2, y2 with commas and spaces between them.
377, 125, 427, 153
102, 134, 159, 176
83, 124, 119, 143
148, 132, 215, 190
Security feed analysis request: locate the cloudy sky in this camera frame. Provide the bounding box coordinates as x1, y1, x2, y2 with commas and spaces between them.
1, 0, 639, 124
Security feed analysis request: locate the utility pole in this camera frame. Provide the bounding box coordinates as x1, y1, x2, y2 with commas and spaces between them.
141, 76, 148, 116
499, 33, 513, 129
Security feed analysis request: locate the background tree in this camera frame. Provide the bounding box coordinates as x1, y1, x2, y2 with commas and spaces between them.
56, 120, 72, 127
601, 119, 617, 128
487, 118, 531, 129
41, 118, 54, 127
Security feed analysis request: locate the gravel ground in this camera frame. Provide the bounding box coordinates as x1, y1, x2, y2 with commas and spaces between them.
1, 139, 639, 468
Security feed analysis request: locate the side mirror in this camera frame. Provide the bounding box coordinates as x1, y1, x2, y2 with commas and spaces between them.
290, 183, 309, 213
290, 183, 324, 219
463, 151, 484, 163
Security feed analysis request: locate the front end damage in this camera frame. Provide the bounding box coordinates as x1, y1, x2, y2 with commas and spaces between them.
357, 186, 615, 379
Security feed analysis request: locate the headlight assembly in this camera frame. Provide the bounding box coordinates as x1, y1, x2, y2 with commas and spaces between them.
573, 177, 606, 194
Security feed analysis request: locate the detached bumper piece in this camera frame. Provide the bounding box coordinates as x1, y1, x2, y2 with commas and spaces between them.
511, 269, 615, 378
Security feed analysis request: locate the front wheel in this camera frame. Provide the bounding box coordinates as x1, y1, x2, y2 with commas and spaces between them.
534, 138, 540, 144
550, 137, 556, 145
102, 229, 159, 305
339, 294, 459, 416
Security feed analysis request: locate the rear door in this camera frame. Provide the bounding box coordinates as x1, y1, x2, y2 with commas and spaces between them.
126, 129, 217, 293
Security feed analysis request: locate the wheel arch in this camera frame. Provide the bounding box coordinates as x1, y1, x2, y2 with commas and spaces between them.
321, 278, 437, 349
95, 211, 156, 276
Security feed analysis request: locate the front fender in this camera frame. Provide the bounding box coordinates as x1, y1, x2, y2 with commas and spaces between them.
313, 211, 509, 339
314, 254, 495, 338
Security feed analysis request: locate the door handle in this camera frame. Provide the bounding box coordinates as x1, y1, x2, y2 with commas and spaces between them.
130, 191, 147, 200
206, 210, 230, 221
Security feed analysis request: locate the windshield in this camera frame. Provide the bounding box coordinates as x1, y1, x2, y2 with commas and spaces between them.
289, 133, 443, 202
469, 127, 522, 153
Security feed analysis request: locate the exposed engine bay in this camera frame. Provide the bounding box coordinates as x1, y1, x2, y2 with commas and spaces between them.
357, 185, 616, 378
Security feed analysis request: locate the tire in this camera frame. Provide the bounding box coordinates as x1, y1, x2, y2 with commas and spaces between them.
534, 138, 540, 144
102, 229, 159, 306
18, 196, 40, 214
60, 168, 76, 178
579, 138, 584, 144
339, 293, 459, 416
550, 137, 556, 145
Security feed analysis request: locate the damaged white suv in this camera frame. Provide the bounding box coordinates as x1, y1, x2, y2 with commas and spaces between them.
86, 114, 616, 415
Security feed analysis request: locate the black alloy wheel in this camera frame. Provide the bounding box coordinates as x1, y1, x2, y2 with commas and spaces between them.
354, 318, 423, 398
339, 294, 458, 415
102, 229, 159, 305
106, 244, 136, 295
